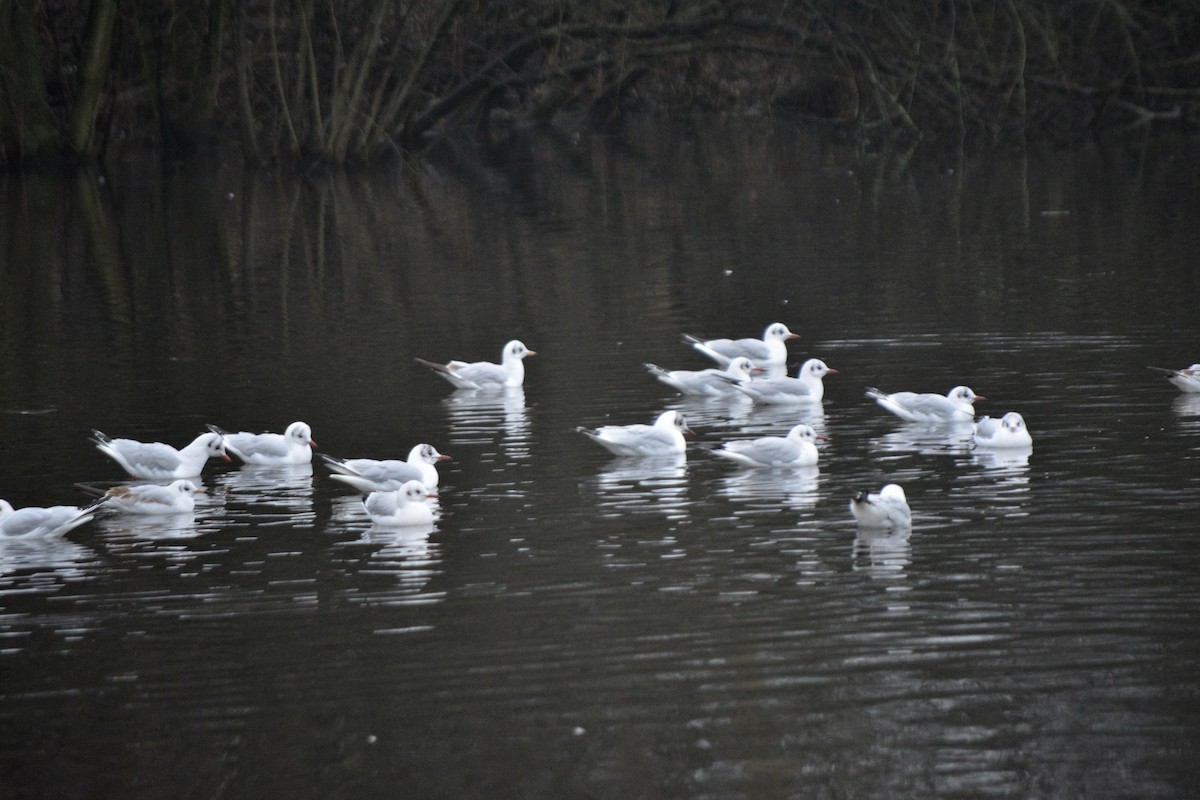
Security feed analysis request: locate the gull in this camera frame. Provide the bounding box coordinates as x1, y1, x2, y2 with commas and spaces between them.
0, 499, 99, 538
415, 340, 535, 390
713, 424, 820, 468
320, 444, 450, 491
682, 322, 798, 367
973, 412, 1033, 449
90, 430, 230, 479
849, 484, 911, 529
101, 480, 206, 514
364, 480, 437, 527
643, 356, 757, 397
1148, 364, 1200, 394
735, 358, 837, 404
865, 385, 984, 423
576, 410, 693, 457
206, 421, 316, 465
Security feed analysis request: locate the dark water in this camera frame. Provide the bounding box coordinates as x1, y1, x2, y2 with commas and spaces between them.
2, 125, 1200, 799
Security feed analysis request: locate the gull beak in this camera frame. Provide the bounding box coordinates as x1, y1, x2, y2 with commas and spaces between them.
787, 333, 800, 340
825, 368, 840, 375
309, 439, 318, 449
437, 454, 451, 462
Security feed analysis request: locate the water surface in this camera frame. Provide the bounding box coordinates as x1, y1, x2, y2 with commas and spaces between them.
2, 125, 1199, 799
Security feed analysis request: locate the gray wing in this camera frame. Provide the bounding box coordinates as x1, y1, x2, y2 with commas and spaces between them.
726, 436, 799, 465
113, 440, 183, 472
364, 491, 401, 517
0, 506, 86, 537
345, 459, 422, 483
973, 416, 1001, 438
896, 393, 956, 417
454, 361, 506, 386
597, 424, 676, 455
227, 432, 289, 459
708, 338, 770, 361
752, 377, 814, 400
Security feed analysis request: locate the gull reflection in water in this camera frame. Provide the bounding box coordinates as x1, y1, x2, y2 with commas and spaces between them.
95, 508, 204, 540
585, 455, 690, 519
716, 465, 821, 511
726, 400, 827, 437
971, 445, 1033, 471
1173, 393, 1200, 424
852, 525, 913, 582
210, 463, 315, 527
873, 421, 974, 457
662, 395, 751, 432
443, 387, 531, 459
0, 535, 98, 580
330, 522, 444, 606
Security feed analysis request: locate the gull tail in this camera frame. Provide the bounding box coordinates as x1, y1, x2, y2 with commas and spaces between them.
414, 357, 453, 375
318, 453, 357, 476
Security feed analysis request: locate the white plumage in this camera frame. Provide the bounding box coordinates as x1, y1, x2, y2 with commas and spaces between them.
577, 410, 693, 457
91, 430, 230, 479
973, 412, 1033, 449
713, 424, 820, 468
736, 358, 837, 404
865, 385, 984, 423
416, 340, 535, 390
682, 322, 798, 367
849, 484, 911, 529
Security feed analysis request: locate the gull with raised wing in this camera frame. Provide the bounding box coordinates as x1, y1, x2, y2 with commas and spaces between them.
415, 339, 535, 390
682, 322, 798, 367
1148, 364, 1200, 394
90, 430, 230, 480
865, 385, 984, 423
206, 421, 316, 465
320, 443, 449, 492
736, 358, 837, 404
364, 480, 437, 527
849, 484, 911, 529
0, 499, 99, 538
576, 410, 693, 457
973, 412, 1033, 449
101, 480, 206, 514
643, 356, 757, 398
713, 423, 821, 468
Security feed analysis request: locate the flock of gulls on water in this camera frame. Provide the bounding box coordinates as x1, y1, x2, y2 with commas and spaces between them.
3, 325, 1197, 541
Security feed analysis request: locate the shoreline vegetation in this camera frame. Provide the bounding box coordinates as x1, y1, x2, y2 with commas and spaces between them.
3, 0, 1198, 169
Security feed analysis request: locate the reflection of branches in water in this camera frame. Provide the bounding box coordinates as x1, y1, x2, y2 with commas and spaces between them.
584, 455, 690, 520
